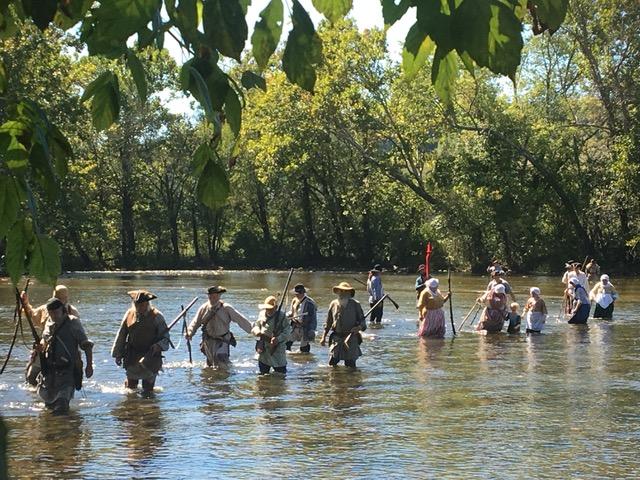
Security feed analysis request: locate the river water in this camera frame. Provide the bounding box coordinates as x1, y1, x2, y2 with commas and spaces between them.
1, 271, 639, 479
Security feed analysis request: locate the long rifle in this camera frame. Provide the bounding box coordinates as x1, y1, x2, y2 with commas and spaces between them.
270, 268, 294, 352
138, 297, 198, 368
352, 277, 399, 309
344, 294, 387, 346
181, 304, 193, 364
447, 266, 456, 336
15, 281, 46, 373
1, 280, 31, 374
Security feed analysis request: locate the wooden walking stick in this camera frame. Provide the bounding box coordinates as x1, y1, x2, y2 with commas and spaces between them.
447, 265, 456, 336
457, 302, 480, 331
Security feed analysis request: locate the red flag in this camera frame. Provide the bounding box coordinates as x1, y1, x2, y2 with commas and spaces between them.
425, 242, 432, 278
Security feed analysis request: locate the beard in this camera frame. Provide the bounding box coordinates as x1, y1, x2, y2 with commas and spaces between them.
338, 294, 349, 308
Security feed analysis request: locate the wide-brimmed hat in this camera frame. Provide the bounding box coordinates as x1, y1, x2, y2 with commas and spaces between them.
207, 286, 227, 294
46, 297, 64, 311
292, 283, 306, 294
417, 264, 426, 272
128, 290, 157, 304
259, 295, 277, 310
332, 282, 355, 295
370, 264, 382, 273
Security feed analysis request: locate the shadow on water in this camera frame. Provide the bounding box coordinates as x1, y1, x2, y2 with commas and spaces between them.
111, 395, 166, 468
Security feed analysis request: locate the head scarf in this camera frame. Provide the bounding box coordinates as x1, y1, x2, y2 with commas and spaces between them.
494, 284, 506, 294
530, 287, 541, 296
600, 274, 609, 282
427, 278, 439, 290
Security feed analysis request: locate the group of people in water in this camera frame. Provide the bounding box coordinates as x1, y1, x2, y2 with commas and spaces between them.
7, 259, 620, 414
413, 258, 620, 339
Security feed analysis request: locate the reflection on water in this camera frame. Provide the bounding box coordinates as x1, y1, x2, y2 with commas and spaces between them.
1, 271, 640, 478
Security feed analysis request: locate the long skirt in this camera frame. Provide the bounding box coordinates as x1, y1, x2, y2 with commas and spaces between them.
418, 309, 445, 338
526, 311, 546, 332
568, 303, 590, 324
477, 308, 505, 333
593, 303, 614, 319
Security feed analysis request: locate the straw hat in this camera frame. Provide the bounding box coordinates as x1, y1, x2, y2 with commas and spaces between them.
127, 290, 157, 304
332, 282, 355, 295
259, 295, 277, 310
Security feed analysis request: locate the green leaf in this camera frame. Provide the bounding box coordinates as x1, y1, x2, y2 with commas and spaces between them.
22, 0, 57, 30
431, 46, 458, 104
312, 0, 352, 22
6, 217, 33, 286
0, 175, 20, 238
29, 141, 58, 200
282, 0, 323, 92
126, 49, 148, 103
168, 0, 199, 46
381, 0, 412, 26
192, 144, 230, 208
0, 131, 29, 171
203, 0, 248, 61
54, 0, 94, 29
28, 234, 61, 286
182, 62, 217, 124
81, 71, 121, 131
0, 1, 19, 40
48, 125, 71, 178
402, 22, 435, 80
80, 0, 161, 58
252, 0, 283, 70
416, 0, 453, 52
241, 71, 267, 91
531, 0, 568, 31
452, 0, 523, 77
224, 88, 242, 137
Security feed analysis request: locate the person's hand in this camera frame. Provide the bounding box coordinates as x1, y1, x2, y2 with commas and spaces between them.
85, 364, 94, 378
270, 337, 279, 347
35, 342, 45, 353
20, 291, 29, 304
150, 343, 161, 354
185, 333, 192, 341
350, 326, 361, 333
115, 357, 122, 366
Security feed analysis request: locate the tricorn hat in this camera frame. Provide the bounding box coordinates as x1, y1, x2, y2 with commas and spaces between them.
127, 289, 157, 304
292, 283, 306, 294
207, 286, 227, 294
259, 295, 278, 310
332, 282, 355, 295
45, 297, 64, 311
370, 264, 382, 273
417, 264, 426, 272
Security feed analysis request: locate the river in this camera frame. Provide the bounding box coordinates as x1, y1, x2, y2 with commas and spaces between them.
1, 271, 639, 479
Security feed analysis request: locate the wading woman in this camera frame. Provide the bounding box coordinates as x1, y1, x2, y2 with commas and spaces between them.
523, 287, 547, 334
417, 278, 450, 338
589, 274, 619, 319
477, 284, 508, 333
568, 277, 590, 324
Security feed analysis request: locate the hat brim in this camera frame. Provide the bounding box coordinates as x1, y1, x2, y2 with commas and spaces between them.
333, 286, 355, 294
208, 288, 226, 294
259, 304, 276, 310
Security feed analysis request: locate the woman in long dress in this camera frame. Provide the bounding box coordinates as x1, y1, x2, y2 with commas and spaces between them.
589, 274, 619, 319
477, 284, 508, 333
568, 277, 590, 324
523, 287, 547, 334
417, 278, 449, 338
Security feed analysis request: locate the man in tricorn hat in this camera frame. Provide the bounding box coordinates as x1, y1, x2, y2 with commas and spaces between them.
320, 282, 367, 368
251, 295, 291, 374
186, 286, 252, 368
367, 264, 385, 325
111, 290, 170, 393
285, 283, 317, 353
36, 298, 93, 414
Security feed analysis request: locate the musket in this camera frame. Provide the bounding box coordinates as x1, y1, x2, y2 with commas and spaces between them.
181, 304, 193, 364
343, 294, 387, 346
138, 297, 198, 368
457, 302, 481, 332
269, 268, 294, 352
352, 277, 399, 309
1, 280, 31, 374
15, 281, 46, 373
447, 265, 456, 336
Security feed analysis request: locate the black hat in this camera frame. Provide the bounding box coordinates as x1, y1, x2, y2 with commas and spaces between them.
45, 297, 64, 311
371, 264, 382, 273
207, 286, 227, 294
127, 290, 157, 304
292, 283, 306, 294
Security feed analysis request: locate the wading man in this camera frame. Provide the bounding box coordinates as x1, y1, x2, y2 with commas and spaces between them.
367, 265, 385, 325
320, 282, 366, 368
111, 290, 170, 393
252, 296, 291, 374
286, 283, 317, 353
186, 286, 252, 368
37, 298, 93, 414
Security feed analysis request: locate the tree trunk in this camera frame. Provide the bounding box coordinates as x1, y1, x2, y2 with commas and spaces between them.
301, 177, 322, 260
191, 204, 201, 261
120, 149, 136, 268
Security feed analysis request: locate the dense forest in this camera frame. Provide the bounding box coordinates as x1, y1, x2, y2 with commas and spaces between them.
1, 0, 638, 274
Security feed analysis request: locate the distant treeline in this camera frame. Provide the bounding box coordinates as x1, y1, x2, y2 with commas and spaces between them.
1, 0, 638, 275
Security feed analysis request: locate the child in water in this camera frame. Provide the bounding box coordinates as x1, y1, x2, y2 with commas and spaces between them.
506, 302, 521, 334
